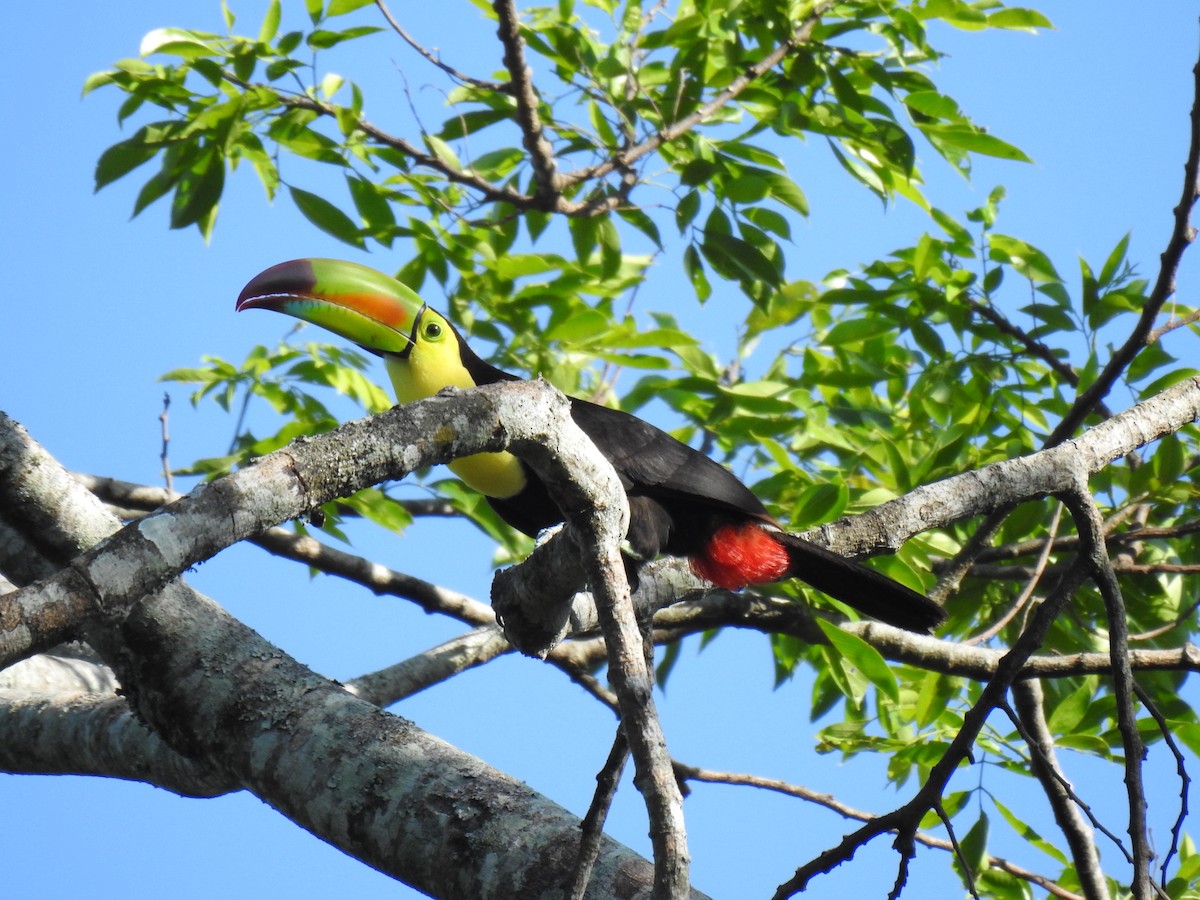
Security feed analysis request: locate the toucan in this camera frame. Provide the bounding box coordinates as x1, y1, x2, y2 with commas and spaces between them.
237, 258, 945, 633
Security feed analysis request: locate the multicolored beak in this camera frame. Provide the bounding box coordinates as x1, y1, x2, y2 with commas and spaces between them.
236, 258, 426, 356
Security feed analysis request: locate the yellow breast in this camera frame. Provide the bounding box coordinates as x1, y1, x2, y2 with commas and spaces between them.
385, 346, 527, 500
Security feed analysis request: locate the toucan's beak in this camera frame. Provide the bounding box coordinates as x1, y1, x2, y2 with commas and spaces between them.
236, 258, 426, 356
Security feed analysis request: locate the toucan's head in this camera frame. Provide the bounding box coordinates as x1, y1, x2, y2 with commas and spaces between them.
237, 258, 503, 403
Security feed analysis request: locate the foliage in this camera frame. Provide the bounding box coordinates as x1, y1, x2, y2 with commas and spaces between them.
84, 0, 1200, 896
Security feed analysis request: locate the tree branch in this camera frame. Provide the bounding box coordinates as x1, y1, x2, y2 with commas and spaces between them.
1010, 680, 1111, 900
559, 1, 835, 189
492, 0, 561, 204
0, 410, 705, 899
1061, 487, 1155, 898
1044, 49, 1200, 446
374, 0, 511, 93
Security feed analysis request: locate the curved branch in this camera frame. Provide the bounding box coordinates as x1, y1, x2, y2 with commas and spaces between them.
1045, 50, 1200, 446
374, 0, 510, 93
675, 763, 1086, 900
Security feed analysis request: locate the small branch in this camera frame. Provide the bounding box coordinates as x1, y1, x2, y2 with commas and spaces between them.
772, 555, 1089, 899
1010, 681, 1111, 900
1045, 49, 1200, 446
676, 764, 1086, 900
374, 0, 511, 93
343, 626, 512, 707
1146, 306, 1200, 343
492, 0, 561, 205
159, 392, 173, 495
567, 727, 630, 900
1133, 682, 1191, 886
964, 502, 1062, 645
1060, 486, 1155, 898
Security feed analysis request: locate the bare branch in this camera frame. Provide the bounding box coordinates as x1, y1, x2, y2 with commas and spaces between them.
492, 0, 561, 204
1045, 50, 1200, 446
1061, 487, 1156, 898
1133, 682, 1192, 886
1010, 681, 1111, 900
676, 764, 1086, 900
374, 0, 510, 93
568, 727, 630, 900
343, 626, 512, 707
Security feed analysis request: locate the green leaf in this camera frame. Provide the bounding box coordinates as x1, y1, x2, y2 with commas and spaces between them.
94, 134, 159, 191
328, 0, 375, 14
957, 812, 989, 881
676, 190, 701, 233
989, 234, 1060, 282
764, 173, 809, 216
702, 232, 782, 286
988, 8, 1054, 31
258, 0, 282, 43
824, 318, 894, 346
1099, 232, 1131, 287
815, 620, 899, 703
424, 134, 462, 171
140, 28, 218, 59
289, 185, 365, 248
170, 148, 225, 231
925, 124, 1032, 164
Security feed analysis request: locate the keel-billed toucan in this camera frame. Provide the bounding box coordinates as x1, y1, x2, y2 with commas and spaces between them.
237, 259, 945, 633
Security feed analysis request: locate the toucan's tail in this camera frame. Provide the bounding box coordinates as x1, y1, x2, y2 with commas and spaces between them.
776, 533, 945, 633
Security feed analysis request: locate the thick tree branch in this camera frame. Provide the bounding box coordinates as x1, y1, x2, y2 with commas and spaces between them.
0, 689, 235, 798
0, 411, 705, 900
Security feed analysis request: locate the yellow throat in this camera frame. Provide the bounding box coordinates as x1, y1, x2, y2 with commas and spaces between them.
383, 310, 526, 499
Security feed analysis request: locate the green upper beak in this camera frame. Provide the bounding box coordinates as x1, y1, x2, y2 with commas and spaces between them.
236, 258, 426, 356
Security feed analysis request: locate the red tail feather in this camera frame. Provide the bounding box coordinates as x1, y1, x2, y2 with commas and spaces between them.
690, 522, 790, 590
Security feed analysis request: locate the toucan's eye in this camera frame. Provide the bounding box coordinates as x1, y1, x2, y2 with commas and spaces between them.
423, 321, 443, 341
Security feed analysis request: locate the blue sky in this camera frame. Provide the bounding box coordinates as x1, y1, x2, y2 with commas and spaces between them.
4, 2, 1199, 898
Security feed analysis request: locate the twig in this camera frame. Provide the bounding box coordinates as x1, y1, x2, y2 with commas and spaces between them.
374, 0, 511, 93
675, 764, 1085, 900
159, 392, 173, 494
567, 727, 630, 900
1133, 681, 1191, 887
964, 502, 1062, 645
933, 803, 979, 900
1146, 306, 1200, 343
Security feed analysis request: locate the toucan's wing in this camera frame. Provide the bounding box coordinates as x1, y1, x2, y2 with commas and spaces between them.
566, 398, 774, 523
